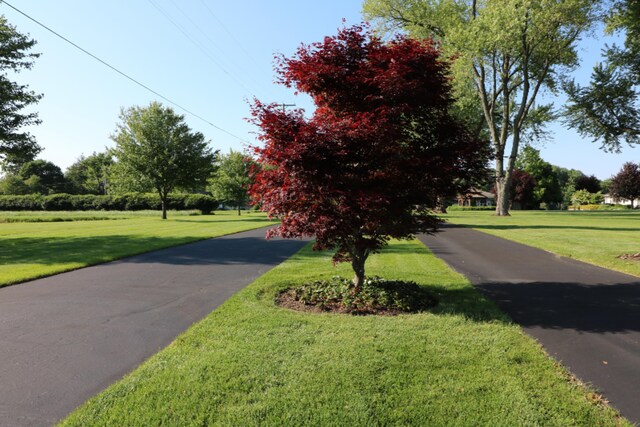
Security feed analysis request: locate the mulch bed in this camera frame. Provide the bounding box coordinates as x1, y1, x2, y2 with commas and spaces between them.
276, 289, 420, 316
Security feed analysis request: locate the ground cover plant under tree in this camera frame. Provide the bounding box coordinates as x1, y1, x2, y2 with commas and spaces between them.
251, 24, 488, 300
61, 239, 627, 426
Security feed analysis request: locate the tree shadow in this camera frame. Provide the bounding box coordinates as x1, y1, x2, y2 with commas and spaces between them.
449, 223, 640, 232
0, 235, 309, 268
476, 280, 640, 333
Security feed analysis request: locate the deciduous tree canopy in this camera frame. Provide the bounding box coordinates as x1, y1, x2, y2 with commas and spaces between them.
610, 162, 640, 208
364, 0, 597, 215
251, 25, 489, 287
0, 15, 43, 173
111, 102, 217, 219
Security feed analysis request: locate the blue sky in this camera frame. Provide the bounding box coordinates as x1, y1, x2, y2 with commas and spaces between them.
1, 0, 637, 179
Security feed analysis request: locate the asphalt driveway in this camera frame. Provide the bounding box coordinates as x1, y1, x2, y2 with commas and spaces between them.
0, 227, 308, 426
419, 225, 640, 424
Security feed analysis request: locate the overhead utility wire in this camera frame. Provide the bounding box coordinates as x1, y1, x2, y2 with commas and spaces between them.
0, 0, 248, 143
166, 0, 265, 96
147, 0, 257, 96
199, 0, 261, 69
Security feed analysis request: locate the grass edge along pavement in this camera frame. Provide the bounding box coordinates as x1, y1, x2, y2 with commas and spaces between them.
60, 239, 627, 426
0, 210, 274, 288
444, 210, 640, 278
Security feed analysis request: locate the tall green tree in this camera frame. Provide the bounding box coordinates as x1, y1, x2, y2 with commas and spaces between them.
111, 102, 218, 219
18, 159, 67, 194
515, 146, 562, 208
564, 0, 639, 151
0, 15, 42, 173
364, 0, 597, 215
208, 150, 254, 215
65, 151, 113, 194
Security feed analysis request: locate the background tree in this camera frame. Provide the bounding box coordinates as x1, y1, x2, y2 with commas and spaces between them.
0, 173, 29, 194
111, 102, 217, 219
552, 165, 585, 209
65, 151, 113, 194
208, 150, 254, 215
364, 0, 597, 215
0, 15, 43, 173
251, 25, 489, 288
17, 159, 67, 194
564, 0, 639, 152
610, 161, 640, 207
515, 146, 562, 208
574, 174, 601, 194
509, 169, 537, 210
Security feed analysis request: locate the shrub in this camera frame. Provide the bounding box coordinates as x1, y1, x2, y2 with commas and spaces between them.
447, 205, 495, 211
0, 193, 217, 213
281, 276, 437, 315
184, 194, 217, 214
41, 194, 75, 211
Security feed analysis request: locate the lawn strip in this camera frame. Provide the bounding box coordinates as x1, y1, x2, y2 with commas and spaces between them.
446, 210, 640, 278
61, 239, 626, 426
0, 210, 273, 287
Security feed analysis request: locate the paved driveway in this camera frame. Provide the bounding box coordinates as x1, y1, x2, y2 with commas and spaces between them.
0, 227, 308, 426
419, 225, 640, 424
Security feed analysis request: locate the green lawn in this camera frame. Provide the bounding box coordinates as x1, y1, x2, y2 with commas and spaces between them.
61, 239, 626, 426
0, 210, 273, 287
445, 210, 640, 278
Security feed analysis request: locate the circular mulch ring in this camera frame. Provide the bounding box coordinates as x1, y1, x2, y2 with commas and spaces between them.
275, 277, 438, 316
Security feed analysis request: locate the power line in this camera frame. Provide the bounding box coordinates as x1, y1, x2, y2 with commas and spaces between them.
0, 0, 248, 143
199, 0, 262, 69
147, 0, 258, 96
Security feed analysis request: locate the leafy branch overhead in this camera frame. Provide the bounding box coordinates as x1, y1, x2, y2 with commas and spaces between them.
564, 0, 640, 152
0, 15, 43, 173
364, 0, 598, 215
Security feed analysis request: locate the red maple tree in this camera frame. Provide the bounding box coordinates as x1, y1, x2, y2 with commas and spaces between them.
250, 25, 489, 287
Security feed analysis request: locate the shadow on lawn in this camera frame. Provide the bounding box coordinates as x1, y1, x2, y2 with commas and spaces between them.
451, 223, 640, 232
0, 235, 310, 267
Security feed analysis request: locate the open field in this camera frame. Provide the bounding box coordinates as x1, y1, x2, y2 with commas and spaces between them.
0, 210, 272, 287
444, 210, 640, 278
61, 240, 625, 426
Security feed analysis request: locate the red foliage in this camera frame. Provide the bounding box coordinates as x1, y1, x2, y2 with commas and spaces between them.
250, 25, 489, 280
511, 169, 537, 208
611, 162, 640, 208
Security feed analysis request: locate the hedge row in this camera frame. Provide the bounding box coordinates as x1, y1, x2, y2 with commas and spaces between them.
0, 193, 218, 214
446, 205, 495, 211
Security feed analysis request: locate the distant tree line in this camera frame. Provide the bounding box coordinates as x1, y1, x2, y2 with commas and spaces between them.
0, 102, 258, 218
482, 145, 639, 210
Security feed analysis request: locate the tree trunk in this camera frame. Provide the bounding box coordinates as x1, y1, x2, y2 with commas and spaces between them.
237, 205, 241, 215
350, 247, 369, 291
495, 176, 511, 216
161, 198, 167, 220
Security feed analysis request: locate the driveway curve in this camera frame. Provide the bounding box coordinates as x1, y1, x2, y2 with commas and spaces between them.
0, 227, 308, 426
419, 225, 640, 425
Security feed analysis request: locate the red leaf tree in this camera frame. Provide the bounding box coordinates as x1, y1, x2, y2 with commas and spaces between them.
250, 25, 489, 288
610, 162, 640, 208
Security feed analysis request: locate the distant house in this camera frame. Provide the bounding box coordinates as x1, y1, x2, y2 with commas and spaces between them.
457, 188, 495, 207
603, 194, 640, 208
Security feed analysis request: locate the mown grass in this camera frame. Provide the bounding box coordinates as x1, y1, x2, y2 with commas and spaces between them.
61, 239, 627, 426
0, 210, 272, 287
0, 210, 201, 222
445, 210, 640, 278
